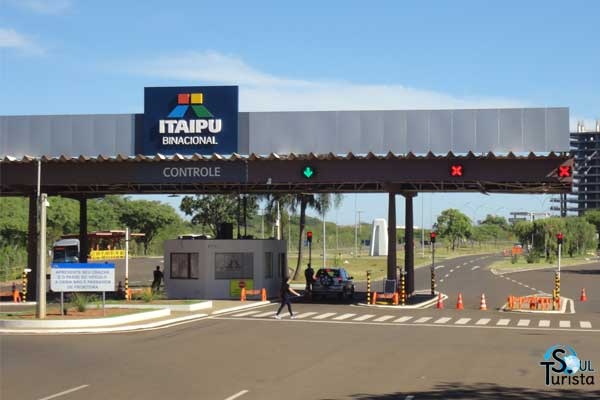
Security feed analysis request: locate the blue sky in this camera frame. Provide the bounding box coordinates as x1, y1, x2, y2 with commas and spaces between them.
1, 0, 598, 226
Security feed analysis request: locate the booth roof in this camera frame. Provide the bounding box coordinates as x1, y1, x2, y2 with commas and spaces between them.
0, 151, 570, 164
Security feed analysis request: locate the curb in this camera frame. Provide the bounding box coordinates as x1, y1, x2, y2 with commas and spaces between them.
500, 297, 574, 314
211, 301, 271, 315
90, 301, 213, 312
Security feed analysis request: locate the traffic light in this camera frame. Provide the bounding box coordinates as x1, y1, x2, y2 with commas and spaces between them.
450, 165, 463, 177
302, 166, 315, 179
557, 233, 563, 245
430, 231, 437, 243
307, 231, 313, 244
558, 166, 571, 178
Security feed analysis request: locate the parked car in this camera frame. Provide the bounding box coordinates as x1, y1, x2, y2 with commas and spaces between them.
312, 268, 355, 299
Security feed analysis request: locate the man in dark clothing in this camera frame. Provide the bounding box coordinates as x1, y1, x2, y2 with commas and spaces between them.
275, 280, 301, 319
304, 263, 315, 294
152, 266, 163, 293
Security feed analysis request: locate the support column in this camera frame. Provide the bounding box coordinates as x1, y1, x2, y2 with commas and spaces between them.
387, 192, 397, 280
79, 197, 88, 263
404, 193, 415, 295
27, 194, 38, 300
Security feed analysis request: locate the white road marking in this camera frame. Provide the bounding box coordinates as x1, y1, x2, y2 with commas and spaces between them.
435, 265, 445, 269
580, 321, 592, 329
497, 319, 510, 326
333, 313, 356, 320
444, 274, 450, 278
517, 319, 530, 327
456, 266, 461, 269
294, 312, 318, 319
394, 316, 413, 323
415, 317, 432, 323
38, 385, 89, 400
559, 321, 571, 328
353, 314, 376, 321
434, 317, 451, 324
449, 269, 454, 273
475, 318, 491, 325
232, 310, 261, 317
471, 266, 480, 271
455, 318, 471, 325
439, 279, 444, 282
253, 311, 277, 317
373, 315, 395, 322
313, 312, 337, 320
405, 396, 415, 400
224, 390, 249, 400
539, 320, 551, 327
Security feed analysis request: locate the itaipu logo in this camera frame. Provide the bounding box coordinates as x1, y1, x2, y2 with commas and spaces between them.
159, 93, 222, 146
539, 344, 595, 386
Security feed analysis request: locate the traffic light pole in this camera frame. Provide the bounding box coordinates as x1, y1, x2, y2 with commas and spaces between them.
431, 240, 435, 295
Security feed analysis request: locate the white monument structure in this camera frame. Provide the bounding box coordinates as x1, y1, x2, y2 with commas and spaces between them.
369, 219, 388, 256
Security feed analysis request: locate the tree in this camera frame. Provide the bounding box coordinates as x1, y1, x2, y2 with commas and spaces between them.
584, 210, 600, 248
435, 209, 472, 250
120, 200, 179, 254
513, 221, 534, 248
180, 194, 258, 237
471, 224, 503, 246
480, 214, 509, 231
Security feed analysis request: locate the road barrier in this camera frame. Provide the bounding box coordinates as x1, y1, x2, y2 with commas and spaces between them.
366, 271, 371, 305
456, 293, 464, 310
580, 288, 587, 302
240, 287, 267, 302
436, 293, 444, 309
506, 295, 558, 311
371, 292, 399, 305
479, 293, 487, 311
21, 271, 27, 302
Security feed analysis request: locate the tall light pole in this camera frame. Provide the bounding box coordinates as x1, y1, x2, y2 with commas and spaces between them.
36, 159, 47, 319
322, 207, 326, 268
356, 210, 364, 257
421, 194, 425, 258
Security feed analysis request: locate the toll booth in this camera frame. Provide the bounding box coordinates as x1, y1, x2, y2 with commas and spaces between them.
163, 238, 287, 299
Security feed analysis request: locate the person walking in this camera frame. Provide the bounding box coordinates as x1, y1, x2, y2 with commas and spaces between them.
151, 266, 163, 293
304, 263, 315, 296
275, 280, 301, 319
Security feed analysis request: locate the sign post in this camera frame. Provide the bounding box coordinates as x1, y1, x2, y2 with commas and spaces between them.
307, 231, 313, 266
430, 232, 437, 295
125, 227, 129, 300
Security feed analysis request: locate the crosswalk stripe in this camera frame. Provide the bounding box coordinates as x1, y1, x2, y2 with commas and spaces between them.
539, 320, 551, 327
455, 318, 471, 325
253, 311, 276, 317
580, 321, 592, 329
471, 266, 480, 271
559, 320, 571, 328
294, 312, 318, 319
353, 314, 375, 321
313, 312, 337, 320
517, 319, 530, 327
373, 315, 395, 322
475, 318, 491, 325
232, 310, 261, 317
496, 319, 510, 326
333, 313, 356, 320
393, 316, 413, 323
414, 317, 432, 323
434, 317, 451, 324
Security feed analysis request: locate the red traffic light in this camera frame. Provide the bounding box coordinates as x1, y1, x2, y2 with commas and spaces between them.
556, 233, 563, 240
430, 231, 436, 242
450, 165, 463, 177
558, 166, 571, 177
307, 231, 313, 243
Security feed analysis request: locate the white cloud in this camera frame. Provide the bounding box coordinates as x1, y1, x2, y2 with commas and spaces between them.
0, 28, 43, 54
8, 0, 71, 15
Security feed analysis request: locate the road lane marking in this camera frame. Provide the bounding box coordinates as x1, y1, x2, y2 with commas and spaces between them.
449, 269, 454, 273
232, 310, 261, 317
444, 274, 450, 278
353, 314, 375, 321
517, 319, 530, 327
38, 385, 89, 400
455, 318, 471, 325
313, 312, 337, 320
471, 266, 480, 271
294, 312, 318, 319
434, 317, 451, 324
405, 396, 415, 400
415, 317, 432, 323
333, 313, 356, 320
435, 265, 445, 269
439, 279, 444, 282
496, 319, 510, 326
580, 321, 592, 328
456, 266, 461, 269
539, 320, 551, 327
394, 316, 413, 323
224, 390, 249, 400
373, 315, 395, 322
560, 321, 571, 328
475, 318, 491, 325
253, 311, 277, 317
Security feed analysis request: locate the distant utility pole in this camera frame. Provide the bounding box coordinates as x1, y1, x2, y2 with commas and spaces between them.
356, 210, 364, 257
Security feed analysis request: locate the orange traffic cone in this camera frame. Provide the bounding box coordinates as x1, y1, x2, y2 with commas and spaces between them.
456, 293, 464, 310
479, 293, 487, 311
436, 293, 444, 309
580, 288, 588, 302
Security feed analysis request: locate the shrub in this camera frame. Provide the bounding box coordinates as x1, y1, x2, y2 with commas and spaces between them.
511, 254, 519, 264
137, 288, 158, 303
526, 252, 540, 264
69, 293, 96, 312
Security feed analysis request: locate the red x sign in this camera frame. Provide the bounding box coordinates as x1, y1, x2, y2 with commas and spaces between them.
451, 165, 463, 177
558, 166, 571, 177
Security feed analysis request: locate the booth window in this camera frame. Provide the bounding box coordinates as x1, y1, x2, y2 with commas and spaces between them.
170, 253, 199, 279
215, 252, 253, 279
265, 252, 274, 279
278, 253, 287, 280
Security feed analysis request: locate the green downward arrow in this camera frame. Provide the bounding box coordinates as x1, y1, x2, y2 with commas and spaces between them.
303, 166, 314, 178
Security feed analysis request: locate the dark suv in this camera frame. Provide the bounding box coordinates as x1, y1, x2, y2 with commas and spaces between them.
312, 268, 355, 299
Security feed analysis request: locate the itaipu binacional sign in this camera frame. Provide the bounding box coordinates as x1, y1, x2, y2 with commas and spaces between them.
51, 263, 115, 292
141, 86, 239, 155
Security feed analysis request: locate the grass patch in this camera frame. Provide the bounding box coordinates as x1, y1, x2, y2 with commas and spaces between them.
0, 304, 150, 319
491, 254, 598, 271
